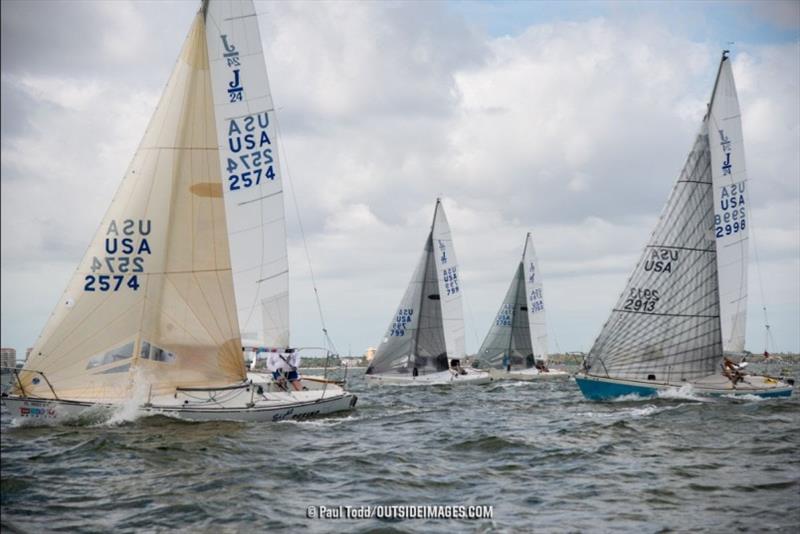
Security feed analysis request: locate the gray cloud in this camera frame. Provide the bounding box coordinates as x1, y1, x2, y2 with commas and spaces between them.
1, 1, 798, 356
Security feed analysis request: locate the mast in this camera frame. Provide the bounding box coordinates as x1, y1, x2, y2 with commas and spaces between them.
201, 0, 209, 20
704, 50, 729, 122
521, 233, 531, 365
505, 264, 520, 366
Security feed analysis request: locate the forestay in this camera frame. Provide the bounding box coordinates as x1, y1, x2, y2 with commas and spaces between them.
205, 0, 289, 348
708, 56, 748, 353
17, 11, 246, 401
585, 123, 723, 382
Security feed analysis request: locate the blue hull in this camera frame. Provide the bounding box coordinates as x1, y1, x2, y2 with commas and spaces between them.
575, 376, 659, 401
575, 375, 793, 401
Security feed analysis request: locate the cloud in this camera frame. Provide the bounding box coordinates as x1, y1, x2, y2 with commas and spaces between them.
1, 1, 798, 356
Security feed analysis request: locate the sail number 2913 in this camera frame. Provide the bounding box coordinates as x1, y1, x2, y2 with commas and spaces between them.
623, 288, 659, 312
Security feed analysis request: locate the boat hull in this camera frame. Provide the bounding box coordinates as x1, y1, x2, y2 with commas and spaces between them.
575, 373, 793, 401
488, 367, 570, 381
365, 369, 492, 387
1, 391, 357, 424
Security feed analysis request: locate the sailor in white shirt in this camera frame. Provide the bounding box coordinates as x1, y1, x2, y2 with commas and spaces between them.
283, 349, 303, 391
267, 351, 288, 390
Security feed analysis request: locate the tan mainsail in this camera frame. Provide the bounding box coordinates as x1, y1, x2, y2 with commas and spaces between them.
17, 11, 245, 402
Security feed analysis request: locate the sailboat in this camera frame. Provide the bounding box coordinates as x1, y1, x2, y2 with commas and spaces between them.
475, 233, 568, 381
1, 0, 357, 422
575, 51, 793, 400
365, 199, 491, 386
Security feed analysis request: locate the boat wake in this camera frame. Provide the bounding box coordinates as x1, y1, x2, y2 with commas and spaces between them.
720, 393, 767, 402
656, 384, 710, 402
276, 414, 360, 428
580, 404, 673, 420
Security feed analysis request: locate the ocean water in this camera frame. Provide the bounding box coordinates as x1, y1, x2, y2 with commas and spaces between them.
2, 364, 798, 533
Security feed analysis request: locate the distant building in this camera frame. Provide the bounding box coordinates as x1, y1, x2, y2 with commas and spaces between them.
0, 348, 16, 369
25, 347, 33, 363
364, 347, 376, 361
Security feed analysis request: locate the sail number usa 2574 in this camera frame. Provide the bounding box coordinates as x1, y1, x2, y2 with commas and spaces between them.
226, 113, 275, 192
84, 219, 151, 292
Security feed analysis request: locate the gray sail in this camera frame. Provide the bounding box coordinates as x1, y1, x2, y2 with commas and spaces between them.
584, 123, 723, 382
367, 234, 448, 375
477, 263, 534, 369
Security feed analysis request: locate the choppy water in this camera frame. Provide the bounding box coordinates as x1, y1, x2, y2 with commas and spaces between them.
2, 363, 799, 533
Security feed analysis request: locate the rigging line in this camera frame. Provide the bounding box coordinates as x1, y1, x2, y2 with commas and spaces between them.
747, 197, 779, 354
272, 109, 337, 355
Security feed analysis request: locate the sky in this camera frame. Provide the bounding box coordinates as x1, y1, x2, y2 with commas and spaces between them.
1, 0, 799, 360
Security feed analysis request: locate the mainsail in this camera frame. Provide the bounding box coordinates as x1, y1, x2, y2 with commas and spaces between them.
17, 9, 246, 401
708, 57, 748, 353
477, 233, 548, 369
368, 199, 465, 374
205, 0, 289, 348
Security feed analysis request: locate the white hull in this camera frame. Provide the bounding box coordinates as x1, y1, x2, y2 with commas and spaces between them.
2, 381, 357, 424
488, 367, 570, 381
364, 368, 492, 387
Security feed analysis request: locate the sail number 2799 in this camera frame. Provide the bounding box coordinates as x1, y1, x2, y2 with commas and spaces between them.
227, 149, 274, 191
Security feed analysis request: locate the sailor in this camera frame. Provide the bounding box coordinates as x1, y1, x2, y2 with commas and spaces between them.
450, 359, 467, 376
502, 353, 511, 373
284, 349, 303, 391
267, 351, 288, 390
722, 357, 743, 385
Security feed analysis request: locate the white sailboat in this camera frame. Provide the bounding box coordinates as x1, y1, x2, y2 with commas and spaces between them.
365, 199, 491, 386
2, 0, 357, 422
575, 51, 792, 400
476, 233, 568, 381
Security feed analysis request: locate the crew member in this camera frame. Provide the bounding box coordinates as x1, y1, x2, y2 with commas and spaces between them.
284, 349, 303, 391
267, 351, 287, 390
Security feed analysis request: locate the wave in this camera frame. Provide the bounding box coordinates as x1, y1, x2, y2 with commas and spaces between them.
720, 393, 767, 402
656, 384, 710, 402
276, 414, 360, 428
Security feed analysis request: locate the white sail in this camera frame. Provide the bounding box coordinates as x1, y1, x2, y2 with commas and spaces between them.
522, 233, 548, 363
476, 263, 533, 369
18, 10, 245, 401
584, 123, 722, 381
368, 199, 466, 375
205, 0, 289, 348
708, 56, 748, 353
431, 199, 466, 360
